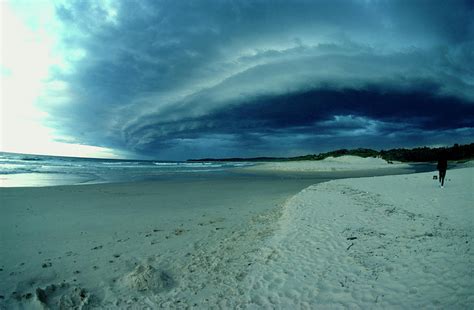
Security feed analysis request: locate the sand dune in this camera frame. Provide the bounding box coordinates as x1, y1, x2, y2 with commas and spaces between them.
243, 155, 409, 172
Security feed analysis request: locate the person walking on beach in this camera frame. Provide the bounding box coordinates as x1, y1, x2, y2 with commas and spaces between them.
437, 153, 448, 188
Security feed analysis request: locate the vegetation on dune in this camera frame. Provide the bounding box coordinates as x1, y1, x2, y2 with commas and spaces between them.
188, 143, 474, 163
379, 143, 474, 162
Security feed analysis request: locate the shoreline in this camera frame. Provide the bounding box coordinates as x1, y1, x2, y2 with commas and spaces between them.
0, 159, 435, 189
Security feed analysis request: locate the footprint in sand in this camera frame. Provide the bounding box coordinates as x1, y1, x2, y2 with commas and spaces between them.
35, 283, 90, 309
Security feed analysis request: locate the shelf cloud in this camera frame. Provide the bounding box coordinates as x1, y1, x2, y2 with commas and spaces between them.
39, 0, 474, 159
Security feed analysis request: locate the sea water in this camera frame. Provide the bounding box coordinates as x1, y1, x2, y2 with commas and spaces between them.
0, 152, 254, 187
0, 152, 434, 187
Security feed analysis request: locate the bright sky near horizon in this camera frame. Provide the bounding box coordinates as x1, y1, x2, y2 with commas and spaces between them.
1, 0, 473, 160
1, 0, 121, 158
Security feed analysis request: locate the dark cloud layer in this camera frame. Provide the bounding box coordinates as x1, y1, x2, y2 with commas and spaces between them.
127, 87, 474, 157
42, 0, 474, 159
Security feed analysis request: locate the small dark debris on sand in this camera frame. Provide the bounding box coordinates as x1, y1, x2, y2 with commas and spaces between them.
42, 262, 52, 268
113, 254, 120, 258
347, 237, 357, 240
73, 270, 80, 274
174, 229, 185, 236
91, 245, 103, 250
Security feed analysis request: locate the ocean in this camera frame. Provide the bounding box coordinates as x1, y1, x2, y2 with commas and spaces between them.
0, 152, 254, 187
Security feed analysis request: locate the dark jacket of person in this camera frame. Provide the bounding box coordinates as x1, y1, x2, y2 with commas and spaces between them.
437, 158, 448, 171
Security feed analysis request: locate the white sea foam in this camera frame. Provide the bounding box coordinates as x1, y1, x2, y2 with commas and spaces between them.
0, 152, 254, 186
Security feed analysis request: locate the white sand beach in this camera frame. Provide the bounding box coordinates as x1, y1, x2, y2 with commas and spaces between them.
245, 165, 474, 308
0, 157, 472, 308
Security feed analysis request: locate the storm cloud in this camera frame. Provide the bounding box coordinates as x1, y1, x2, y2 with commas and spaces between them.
41, 0, 474, 159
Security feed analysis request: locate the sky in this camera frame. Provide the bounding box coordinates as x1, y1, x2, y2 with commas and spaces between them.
1, 0, 473, 160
